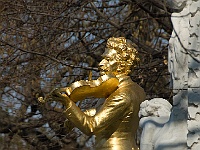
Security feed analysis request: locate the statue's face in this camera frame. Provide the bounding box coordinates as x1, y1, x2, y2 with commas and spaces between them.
99, 48, 119, 76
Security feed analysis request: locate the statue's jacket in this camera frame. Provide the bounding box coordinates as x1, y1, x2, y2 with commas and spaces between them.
64, 75, 146, 150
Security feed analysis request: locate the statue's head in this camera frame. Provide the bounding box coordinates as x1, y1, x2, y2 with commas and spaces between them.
99, 37, 139, 76
139, 98, 172, 118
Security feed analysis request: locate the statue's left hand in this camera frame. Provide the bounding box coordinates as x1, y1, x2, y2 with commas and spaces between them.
47, 88, 72, 107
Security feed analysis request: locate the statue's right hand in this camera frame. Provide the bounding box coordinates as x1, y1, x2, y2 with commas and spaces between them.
47, 88, 71, 107
37, 88, 70, 104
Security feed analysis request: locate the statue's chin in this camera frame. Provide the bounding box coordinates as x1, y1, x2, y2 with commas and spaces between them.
100, 70, 113, 76
99, 69, 117, 76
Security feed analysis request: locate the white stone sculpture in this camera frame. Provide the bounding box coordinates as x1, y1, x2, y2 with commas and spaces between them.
139, 0, 200, 149
169, 0, 200, 149
139, 98, 172, 150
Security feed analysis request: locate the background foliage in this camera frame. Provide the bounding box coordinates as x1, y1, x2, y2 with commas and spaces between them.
0, 0, 173, 149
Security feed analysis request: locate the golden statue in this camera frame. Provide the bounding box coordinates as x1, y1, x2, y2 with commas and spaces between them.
39, 37, 146, 150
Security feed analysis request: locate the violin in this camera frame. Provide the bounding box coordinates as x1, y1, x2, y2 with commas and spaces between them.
38, 73, 119, 103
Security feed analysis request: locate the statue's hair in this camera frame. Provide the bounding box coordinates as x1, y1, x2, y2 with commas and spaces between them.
106, 37, 139, 74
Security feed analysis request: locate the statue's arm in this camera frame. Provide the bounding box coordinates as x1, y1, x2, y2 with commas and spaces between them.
41, 88, 98, 132
64, 108, 97, 131
63, 91, 130, 136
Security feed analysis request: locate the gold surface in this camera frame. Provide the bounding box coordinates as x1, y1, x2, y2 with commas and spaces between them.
38, 37, 146, 150
64, 75, 145, 150
68, 74, 119, 102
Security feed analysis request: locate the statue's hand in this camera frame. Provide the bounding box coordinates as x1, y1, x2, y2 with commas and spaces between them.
49, 88, 71, 107
47, 88, 72, 107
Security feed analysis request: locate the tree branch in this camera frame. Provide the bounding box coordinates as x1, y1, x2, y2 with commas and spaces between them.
0, 39, 98, 71
132, 0, 173, 33
90, 2, 157, 54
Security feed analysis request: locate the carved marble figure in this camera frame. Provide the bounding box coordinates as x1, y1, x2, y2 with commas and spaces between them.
139, 98, 172, 150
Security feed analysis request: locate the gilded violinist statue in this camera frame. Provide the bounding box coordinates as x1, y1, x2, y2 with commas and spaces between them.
39, 37, 146, 150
